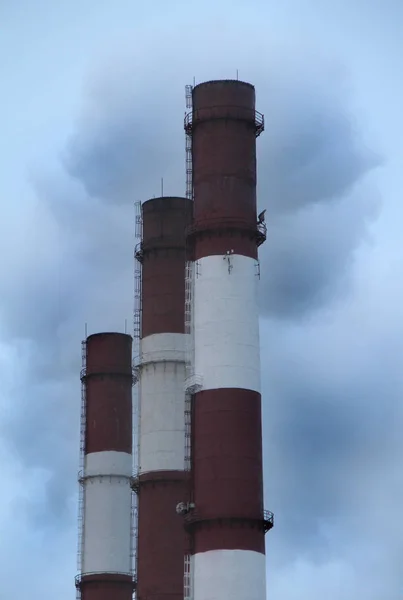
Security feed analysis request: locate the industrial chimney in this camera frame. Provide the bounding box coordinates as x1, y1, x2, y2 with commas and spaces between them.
133, 197, 193, 600
182, 80, 273, 600
76, 332, 135, 600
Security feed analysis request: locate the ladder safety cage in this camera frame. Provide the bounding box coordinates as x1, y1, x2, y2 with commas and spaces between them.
133, 199, 143, 365
133, 200, 143, 473
184, 85, 195, 471
185, 84, 193, 109
183, 85, 195, 600
76, 340, 87, 595
79, 341, 87, 472
132, 200, 143, 599
184, 553, 193, 600
185, 85, 194, 201
184, 259, 196, 472
76, 482, 85, 574
130, 497, 139, 598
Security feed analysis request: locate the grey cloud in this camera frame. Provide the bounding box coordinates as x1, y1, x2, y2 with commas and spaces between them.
2, 77, 186, 530
260, 190, 379, 318
66, 58, 383, 326
259, 85, 380, 215
64, 120, 158, 203
2, 62, 378, 526
260, 302, 403, 587
0, 371, 80, 525
62, 78, 185, 204
257, 66, 382, 319
0, 50, 397, 600
0, 157, 137, 529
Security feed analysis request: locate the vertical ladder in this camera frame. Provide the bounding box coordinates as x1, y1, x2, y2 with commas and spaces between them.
185, 135, 193, 201
76, 482, 84, 600
130, 499, 138, 599
184, 260, 194, 472
76, 341, 87, 597
184, 84, 194, 473
133, 200, 142, 476
184, 554, 193, 600
79, 341, 87, 473
185, 84, 193, 109
185, 84, 193, 201
133, 200, 143, 366
132, 200, 143, 599
76, 482, 84, 575
184, 85, 195, 600
184, 261, 194, 382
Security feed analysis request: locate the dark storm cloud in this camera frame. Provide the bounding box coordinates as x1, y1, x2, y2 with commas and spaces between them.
64, 119, 158, 203
0, 56, 384, 560
62, 78, 185, 203
259, 192, 378, 318
257, 71, 382, 319
64, 61, 383, 324
260, 85, 380, 215
261, 316, 403, 570
0, 73, 180, 528
252, 62, 392, 575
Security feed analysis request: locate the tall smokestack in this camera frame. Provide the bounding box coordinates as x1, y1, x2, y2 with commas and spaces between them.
133, 197, 193, 600
76, 332, 135, 600
183, 80, 273, 600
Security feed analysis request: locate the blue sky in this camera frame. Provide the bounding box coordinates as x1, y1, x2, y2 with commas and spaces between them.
1, 1, 402, 598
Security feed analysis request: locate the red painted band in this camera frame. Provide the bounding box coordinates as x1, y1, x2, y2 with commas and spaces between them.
138, 470, 189, 485
84, 333, 133, 455
137, 474, 189, 600
189, 81, 262, 261
190, 388, 265, 553
79, 573, 134, 600
141, 197, 192, 338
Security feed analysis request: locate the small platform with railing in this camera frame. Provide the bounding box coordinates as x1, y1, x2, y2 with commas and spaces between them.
182, 508, 274, 534
75, 571, 136, 589
185, 217, 267, 249
79, 365, 138, 386
184, 106, 264, 138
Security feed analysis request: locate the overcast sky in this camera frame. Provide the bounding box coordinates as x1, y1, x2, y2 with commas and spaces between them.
1, 1, 402, 598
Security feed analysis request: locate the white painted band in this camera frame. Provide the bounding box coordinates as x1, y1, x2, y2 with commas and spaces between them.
193, 254, 261, 393
193, 550, 266, 600
82, 452, 132, 574
85, 451, 132, 477
140, 332, 189, 365
139, 360, 186, 473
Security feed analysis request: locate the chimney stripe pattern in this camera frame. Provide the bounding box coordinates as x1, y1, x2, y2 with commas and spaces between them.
135, 197, 193, 600
184, 80, 272, 600
77, 332, 134, 600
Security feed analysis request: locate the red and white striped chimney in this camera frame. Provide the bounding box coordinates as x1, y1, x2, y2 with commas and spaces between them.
184, 80, 273, 600
134, 197, 193, 600
76, 332, 135, 600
